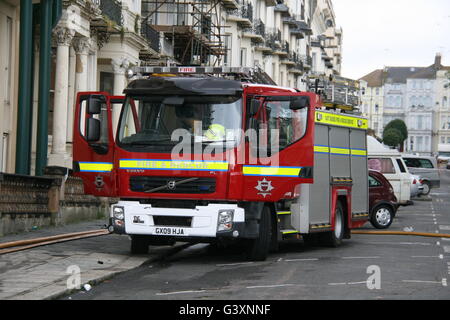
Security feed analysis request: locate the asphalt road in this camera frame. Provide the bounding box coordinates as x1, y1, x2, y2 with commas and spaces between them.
66, 169, 450, 300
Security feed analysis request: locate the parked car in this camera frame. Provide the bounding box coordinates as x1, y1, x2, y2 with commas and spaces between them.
402, 155, 440, 195
410, 174, 424, 198
369, 170, 398, 229
367, 136, 411, 206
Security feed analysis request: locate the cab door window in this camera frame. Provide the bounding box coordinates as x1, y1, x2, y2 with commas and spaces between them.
253, 99, 308, 154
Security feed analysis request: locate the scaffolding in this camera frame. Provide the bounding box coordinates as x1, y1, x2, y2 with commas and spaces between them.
141, 0, 229, 66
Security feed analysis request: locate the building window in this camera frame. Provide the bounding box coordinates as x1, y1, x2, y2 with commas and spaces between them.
417, 136, 423, 151
376, 88, 380, 95
417, 115, 423, 130
240, 48, 247, 67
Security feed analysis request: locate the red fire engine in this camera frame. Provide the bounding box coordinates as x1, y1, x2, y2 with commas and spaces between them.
73, 67, 368, 261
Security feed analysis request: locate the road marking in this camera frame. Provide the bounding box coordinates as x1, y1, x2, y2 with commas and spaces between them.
443, 278, 448, 287
411, 255, 442, 259
284, 258, 319, 262
156, 290, 206, 296
216, 262, 254, 267
342, 256, 380, 259
328, 281, 366, 286
439, 225, 450, 231
443, 246, 450, 253
246, 284, 295, 289
402, 280, 442, 285
347, 281, 367, 285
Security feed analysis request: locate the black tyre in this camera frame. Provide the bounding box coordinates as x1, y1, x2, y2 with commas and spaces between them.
130, 235, 149, 254
320, 201, 344, 247
245, 206, 272, 261
421, 181, 431, 196
370, 204, 394, 229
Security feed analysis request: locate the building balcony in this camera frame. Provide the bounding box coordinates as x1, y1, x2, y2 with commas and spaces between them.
265, 0, 277, 6
226, 2, 253, 29
242, 19, 265, 43
141, 22, 160, 53
273, 41, 289, 57
92, 0, 123, 27
220, 0, 240, 10
274, 3, 292, 17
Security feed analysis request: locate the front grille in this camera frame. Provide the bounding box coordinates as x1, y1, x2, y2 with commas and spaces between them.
130, 176, 216, 194
153, 216, 192, 227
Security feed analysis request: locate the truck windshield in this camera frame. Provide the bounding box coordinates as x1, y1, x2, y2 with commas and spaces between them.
118, 95, 242, 151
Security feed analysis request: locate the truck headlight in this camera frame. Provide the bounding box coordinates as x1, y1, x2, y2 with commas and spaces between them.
217, 209, 234, 231
113, 206, 125, 220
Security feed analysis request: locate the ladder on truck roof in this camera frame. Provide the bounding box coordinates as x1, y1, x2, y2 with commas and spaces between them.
307, 74, 360, 112
128, 66, 277, 86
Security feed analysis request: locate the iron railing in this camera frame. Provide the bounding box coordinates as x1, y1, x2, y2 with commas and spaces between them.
99, 0, 123, 27
141, 22, 160, 52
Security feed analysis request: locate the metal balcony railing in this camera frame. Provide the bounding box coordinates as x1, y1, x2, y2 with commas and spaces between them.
227, 1, 253, 21
141, 22, 160, 52
255, 19, 265, 38
98, 0, 123, 27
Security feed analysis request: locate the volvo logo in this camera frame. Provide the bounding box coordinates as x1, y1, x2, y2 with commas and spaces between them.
167, 180, 177, 190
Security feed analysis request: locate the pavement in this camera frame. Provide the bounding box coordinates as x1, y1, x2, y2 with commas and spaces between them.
0, 218, 185, 300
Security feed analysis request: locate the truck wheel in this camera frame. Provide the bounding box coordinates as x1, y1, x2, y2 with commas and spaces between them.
131, 235, 149, 254
320, 201, 344, 247
370, 204, 394, 229
245, 206, 272, 261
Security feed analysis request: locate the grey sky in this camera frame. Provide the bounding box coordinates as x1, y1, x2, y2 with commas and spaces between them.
332, 0, 450, 79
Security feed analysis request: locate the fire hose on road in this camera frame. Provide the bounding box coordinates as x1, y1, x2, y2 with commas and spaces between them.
0, 229, 110, 255
351, 230, 450, 238
1, 228, 449, 256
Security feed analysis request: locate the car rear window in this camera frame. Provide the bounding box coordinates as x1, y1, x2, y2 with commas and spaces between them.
368, 158, 395, 174
403, 157, 434, 169
418, 159, 434, 168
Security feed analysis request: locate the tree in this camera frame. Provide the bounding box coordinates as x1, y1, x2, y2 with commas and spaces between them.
383, 128, 403, 148
383, 119, 408, 151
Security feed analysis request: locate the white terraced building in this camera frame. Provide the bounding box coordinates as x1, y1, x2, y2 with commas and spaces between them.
0, 0, 343, 175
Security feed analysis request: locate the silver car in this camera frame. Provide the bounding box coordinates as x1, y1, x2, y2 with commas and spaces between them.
410, 174, 424, 198
402, 155, 440, 195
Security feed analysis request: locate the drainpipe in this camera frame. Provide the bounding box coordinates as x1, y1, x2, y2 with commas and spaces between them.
35, 0, 54, 176
15, 0, 34, 175
35, 0, 62, 176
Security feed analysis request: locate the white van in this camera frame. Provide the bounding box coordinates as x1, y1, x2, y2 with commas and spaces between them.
367, 136, 412, 206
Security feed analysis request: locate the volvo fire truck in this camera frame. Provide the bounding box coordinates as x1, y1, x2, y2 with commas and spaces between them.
73, 66, 368, 261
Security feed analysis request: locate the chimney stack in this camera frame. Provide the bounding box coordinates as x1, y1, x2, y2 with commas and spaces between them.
434, 53, 442, 69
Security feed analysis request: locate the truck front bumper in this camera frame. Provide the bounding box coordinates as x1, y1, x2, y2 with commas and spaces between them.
110, 200, 246, 239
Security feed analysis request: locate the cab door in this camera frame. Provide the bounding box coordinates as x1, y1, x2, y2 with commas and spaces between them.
243, 92, 315, 201
72, 92, 124, 196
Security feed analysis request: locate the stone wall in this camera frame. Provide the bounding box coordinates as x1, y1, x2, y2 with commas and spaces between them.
0, 173, 114, 237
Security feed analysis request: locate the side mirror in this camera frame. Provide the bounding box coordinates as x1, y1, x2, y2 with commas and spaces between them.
290, 96, 309, 110
86, 118, 101, 142
248, 99, 261, 116
87, 95, 105, 114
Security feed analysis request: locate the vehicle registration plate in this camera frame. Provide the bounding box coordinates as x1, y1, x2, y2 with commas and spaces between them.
154, 227, 187, 236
